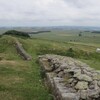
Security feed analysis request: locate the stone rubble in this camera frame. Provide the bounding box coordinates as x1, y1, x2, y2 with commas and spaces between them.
39, 54, 100, 100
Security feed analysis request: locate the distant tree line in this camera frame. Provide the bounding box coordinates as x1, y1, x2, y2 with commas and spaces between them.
3, 30, 30, 38
92, 31, 100, 33
84, 31, 90, 32
3, 30, 51, 38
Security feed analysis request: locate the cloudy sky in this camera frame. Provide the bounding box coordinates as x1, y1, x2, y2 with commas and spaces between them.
0, 0, 100, 27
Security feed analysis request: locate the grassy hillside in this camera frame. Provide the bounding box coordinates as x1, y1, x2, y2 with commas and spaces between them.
0, 36, 53, 100
0, 35, 100, 100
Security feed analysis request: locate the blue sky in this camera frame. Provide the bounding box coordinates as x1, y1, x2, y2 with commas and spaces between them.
0, 0, 100, 27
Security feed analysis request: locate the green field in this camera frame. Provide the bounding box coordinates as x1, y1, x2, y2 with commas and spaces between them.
0, 29, 100, 100
31, 30, 100, 44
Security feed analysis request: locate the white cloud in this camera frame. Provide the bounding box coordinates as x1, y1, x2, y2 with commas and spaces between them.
0, 0, 100, 26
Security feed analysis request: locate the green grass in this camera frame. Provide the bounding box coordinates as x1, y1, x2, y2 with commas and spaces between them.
80, 59, 100, 70
0, 33, 100, 100
0, 36, 53, 100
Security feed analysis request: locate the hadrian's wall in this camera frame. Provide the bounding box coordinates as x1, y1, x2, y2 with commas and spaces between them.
38, 54, 100, 100
15, 41, 32, 60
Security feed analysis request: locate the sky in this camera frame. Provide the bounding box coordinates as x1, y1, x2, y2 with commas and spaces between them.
0, 0, 100, 27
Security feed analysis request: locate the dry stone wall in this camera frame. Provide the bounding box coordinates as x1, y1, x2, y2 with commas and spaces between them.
39, 54, 100, 100
15, 41, 32, 60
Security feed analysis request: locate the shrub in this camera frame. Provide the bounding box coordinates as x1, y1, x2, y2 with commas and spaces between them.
79, 33, 82, 37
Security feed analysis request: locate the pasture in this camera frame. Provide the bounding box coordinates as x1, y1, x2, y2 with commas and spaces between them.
31, 30, 100, 45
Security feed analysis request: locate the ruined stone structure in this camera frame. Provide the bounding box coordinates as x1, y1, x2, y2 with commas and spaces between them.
39, 54, 100, 100
15, 41, 32, 60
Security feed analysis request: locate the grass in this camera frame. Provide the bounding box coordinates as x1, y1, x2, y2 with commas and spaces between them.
80, 59, 100, 70
0, 36, 53, 100
0, 33, 100, 100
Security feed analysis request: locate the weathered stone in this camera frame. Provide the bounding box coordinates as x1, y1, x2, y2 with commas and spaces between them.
92, 73, 100, 80
89, 83, 95, 89
80, 90, 88, 99
75, 81, 88, 90
83, 69, 92, 77
55, 68, 62, 74
88, 89, 100, 99
67, 78, 74, 84
93, 80, 99, 90
65, 68, 81, 75
60, 63, 68, 70
63, 69, 69, 74
74, 74, 92, 82
66, 78, 77, 87
57, 71, 64, 78
53, 63, 60, 69
97, 81, 100, 87
74, 60, 85, 67
44, 64, 53, 72
82, 66, 94, 72
62, 93, 80, 100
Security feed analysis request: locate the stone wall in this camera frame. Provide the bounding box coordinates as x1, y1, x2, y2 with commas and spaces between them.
15, 41, 32, 60
39, 54, 100, 100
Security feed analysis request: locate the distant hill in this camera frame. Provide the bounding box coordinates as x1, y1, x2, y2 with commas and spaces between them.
0, 26, 100, 32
